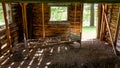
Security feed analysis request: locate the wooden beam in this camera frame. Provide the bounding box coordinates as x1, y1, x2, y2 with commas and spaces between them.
97, 4, 102, 39
20, 3, 28, 39
2, 2, 12, 52
0, 42, 1, 56
2, 0, 120, 3
80, 4, 83, 46
31, 41, 74, 49
74, 3, 77, 33
42, 3, 45, 38
102, 5, 117, 56
100, 5, 105, 40
100, 4, 107, 41
114, 8, 120, 47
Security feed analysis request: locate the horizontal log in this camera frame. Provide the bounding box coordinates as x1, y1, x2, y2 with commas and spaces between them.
0, 34, 7, 40
1, 43, 7, 49
13, 37, 18, 42
0, 39, 7, 46
10, 27, 18, 33
9, 23, 17, 28
112, 8, 119, 12
12, 41, 18, 47
110, 23, 116, 28
11, 32, 18, 37
30, 41, 73, 49
106, 37, 113, 45
110, 26, 116, 30
45, 28, 70, 31
112, 6, 120, 9
0, 51, 10, 64
2, 0, 120, 3
0, 29, 6, 36
1, 47, 9, 55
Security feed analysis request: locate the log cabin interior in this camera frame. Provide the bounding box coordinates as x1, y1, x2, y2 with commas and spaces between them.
0, 1, 120, 68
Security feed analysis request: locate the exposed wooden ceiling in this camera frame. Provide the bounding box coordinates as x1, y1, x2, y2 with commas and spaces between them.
1, 0, 120, 3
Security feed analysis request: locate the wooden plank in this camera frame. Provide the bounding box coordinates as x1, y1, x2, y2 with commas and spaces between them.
42, 3, 45, 38
23, 3, 28, 39
20, 3, 28, 39
102, 5, 117, 56
31, 41, 74, 49
0, 28, 6, 36
100, 4, 106, 40
2, 0, 120, 3
80, 4, 83, 46
114, 8, 120, 47
0, 39, 7, 46
2, 2, 12, 53
1, 46, 9, 55
74, 3, 77, 33
97, 4, 102, 39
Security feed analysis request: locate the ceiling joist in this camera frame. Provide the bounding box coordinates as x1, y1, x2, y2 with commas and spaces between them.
1, 0, 120, 3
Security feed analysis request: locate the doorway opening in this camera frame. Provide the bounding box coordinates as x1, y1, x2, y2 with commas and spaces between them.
82, 3, 98, 41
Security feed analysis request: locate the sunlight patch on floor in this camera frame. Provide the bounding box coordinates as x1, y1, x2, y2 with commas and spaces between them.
82, 26, 96, 41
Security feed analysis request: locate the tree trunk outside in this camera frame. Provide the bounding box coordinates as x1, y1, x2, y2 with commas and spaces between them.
90, 4, 94, 26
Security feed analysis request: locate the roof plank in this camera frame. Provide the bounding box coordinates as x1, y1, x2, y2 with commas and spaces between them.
1, 0, 120, 3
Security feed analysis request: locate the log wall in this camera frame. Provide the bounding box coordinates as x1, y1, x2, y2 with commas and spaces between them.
10, 3, 23, 46
0, 3, 83, 56
26, 3, 83, 39
100, 4, 120, 45
0, 26, 8, 56
0, 3, 23, 56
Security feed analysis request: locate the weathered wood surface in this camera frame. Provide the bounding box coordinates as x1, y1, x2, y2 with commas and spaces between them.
0, 28, 6, 36
26, 3, 83, 38
102, 5, 117, 55
0, 3, 23, 57
20, 3, 28, 39
2, 2, 12, 53
101, 4, 120, 48
11, 3, 23, 42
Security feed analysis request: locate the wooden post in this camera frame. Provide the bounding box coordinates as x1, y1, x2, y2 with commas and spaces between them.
20, 3, 28, 39
100, 5, 105, 40
100, 4, 107, 41
74, 3, 77, 34
114, 8, 120, 47
80, 4, 83, 46
102, 5, 117, 56
97, 4, 102, 39
2, 2, 12, 53
42, 3, 45, 38
0, 41, 1, 56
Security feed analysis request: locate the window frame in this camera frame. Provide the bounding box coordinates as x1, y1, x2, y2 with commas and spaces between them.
49, 5, 69, 24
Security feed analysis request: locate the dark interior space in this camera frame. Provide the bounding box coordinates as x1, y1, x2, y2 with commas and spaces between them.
0, 2, 120, 68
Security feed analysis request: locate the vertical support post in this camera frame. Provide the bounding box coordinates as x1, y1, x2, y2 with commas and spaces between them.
42, 3, 45, 38
20, 3, 28, 39
0, 41, 1, 56
2, 2, 12, 53
100, 4, 104, 40
102, 4, 117, 56
74, 3, 77, 34
100, 4, 107, 41
114, 8, 120, 47
80, 4, 83, 46
90, 4, 94, 26
97, 4, 102, 39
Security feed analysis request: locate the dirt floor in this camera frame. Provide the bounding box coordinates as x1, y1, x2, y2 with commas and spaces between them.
0, 39, 120, 68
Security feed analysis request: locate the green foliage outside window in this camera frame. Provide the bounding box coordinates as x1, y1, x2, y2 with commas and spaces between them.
50, 6, 68, 21
0, 3, 5, 26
